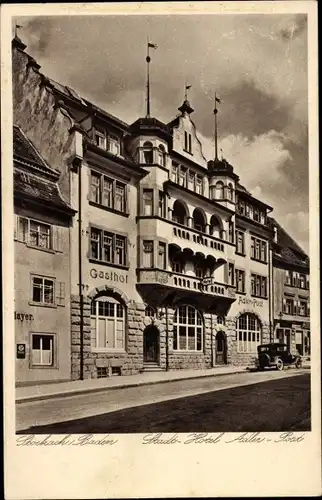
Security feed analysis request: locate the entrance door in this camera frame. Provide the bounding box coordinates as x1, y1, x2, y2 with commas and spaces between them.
143, 325, 159, 363
215, 331, 227, 365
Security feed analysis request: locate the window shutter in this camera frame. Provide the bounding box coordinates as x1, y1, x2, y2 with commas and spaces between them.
125, 185, 130, 215
282, 298, 286, 312
56, 281, 65, 306
14, 214, 19, 240
52, 226, 62, 252
307, 302, 310, 316
15, 215, 27, 242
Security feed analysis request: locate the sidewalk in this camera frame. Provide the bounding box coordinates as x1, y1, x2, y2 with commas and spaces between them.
16, 365, 248, 404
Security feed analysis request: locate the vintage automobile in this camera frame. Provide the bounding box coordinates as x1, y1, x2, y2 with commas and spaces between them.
257, 343, 302, 371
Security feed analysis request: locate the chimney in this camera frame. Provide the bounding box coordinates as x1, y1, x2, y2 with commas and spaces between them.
273, 226, 278, 243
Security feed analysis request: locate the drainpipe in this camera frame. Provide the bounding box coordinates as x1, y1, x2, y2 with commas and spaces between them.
268, 240, 273, 343
165, 305, 169, 371
78, 161, 84, 380
211, 311, 214, 367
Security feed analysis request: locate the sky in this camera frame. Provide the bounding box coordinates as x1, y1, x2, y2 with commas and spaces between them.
14, 13, 309, 253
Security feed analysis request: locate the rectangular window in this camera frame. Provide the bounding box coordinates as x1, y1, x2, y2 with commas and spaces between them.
94, 129, 106, 149
228, 222, 234, 243
235, 269, 245, 293
157, 242, 166, 269
171, 162, 179, 183
228, 263, 235, 286
143, 241, 154, 268
283, 298, 294, 315
238, 200, 246, 215
188, 172, 195, 191
158, 191, 166, 217
143, 189, 153, 216
179, 167, 187, 187
90, 228, 127, 266
251, 236, 267, 263
253, 208, 260, 222
298, 301, 308, 317
285, 270, 292, 285
188, 134, 192, 153
184, 131, 188, 151
31, 334, 54, 366
102, 177, 113, 208
250, 274, 267, 298
16, 217, 53, 250
195, 176, 203, 195
236, 230, 245, 255
90, 171, 127, 213
32, 276, 55, 305
172, 260, 183, 274
107, 135, 120, 156
115, 183, 125, 212
299, 274, 306, 289
29, 220, 51, 249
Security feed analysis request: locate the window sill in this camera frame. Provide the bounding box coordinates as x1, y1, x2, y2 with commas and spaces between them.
88, 258, 129, 270
28, 302, 57, 309
235, 251, 246, 257
235, 290, 247, 295
91, 348, 126, 354
25, 243, 56, 254
250, 295, 268, 300
30, 364, 57, 369
171, 350, 204, 354
182, 149, 193, 156
89, 201, 129, 218
250, 257, 268, 264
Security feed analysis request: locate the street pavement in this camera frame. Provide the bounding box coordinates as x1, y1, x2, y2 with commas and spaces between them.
16, 369, 309, 433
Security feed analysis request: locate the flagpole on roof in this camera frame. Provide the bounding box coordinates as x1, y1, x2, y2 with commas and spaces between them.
146, 37, 150, 118
146, 39, 158, 117
214, 92, 220, 161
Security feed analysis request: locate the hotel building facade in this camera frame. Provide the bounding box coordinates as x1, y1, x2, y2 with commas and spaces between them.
12, 36, 309, 382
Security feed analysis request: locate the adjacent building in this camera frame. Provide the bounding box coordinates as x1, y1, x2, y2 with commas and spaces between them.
14, 125, 75, 385
269, 218, 310, 357
12, 35, 309, 383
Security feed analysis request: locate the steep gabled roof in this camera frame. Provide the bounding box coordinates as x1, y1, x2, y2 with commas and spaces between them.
13, 126, 75, 215
13, 126, 60, 178
268, 216, 309, 268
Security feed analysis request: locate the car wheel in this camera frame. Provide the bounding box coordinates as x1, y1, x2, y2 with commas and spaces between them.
276, 357, 284, 371
295, 358, 302, 369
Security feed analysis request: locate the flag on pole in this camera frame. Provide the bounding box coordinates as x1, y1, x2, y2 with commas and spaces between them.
215, 96, 221, 103
148, 42, 158, 49
185, 85, 192, 90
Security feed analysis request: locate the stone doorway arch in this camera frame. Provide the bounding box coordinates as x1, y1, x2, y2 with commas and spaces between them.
215, 331, 227, 365
143, 324, 160, 363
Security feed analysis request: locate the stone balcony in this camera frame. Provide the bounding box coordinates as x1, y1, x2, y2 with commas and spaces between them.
137, 269, 236, 299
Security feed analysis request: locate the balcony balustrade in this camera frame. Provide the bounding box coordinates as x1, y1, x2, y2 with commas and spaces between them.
172, 226, 225, 252
137, 269, 236, 299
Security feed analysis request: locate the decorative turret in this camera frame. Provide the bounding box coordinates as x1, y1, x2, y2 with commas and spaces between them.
178, 99, 194, 115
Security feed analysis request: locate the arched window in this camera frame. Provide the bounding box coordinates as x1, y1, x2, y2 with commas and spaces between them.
173, 305, 203, 351
90, 296, 125, 351
158, 144, 166, 167
172, 200, 188, 226
143, 141, 153, 164
145, 305, 155, 317
209, 215, 222, 238
192, 208, 206, 232
217, 316, 225, 325
215, 181, 225, 200
227, 183, 234, 201
236, 313, 261, 353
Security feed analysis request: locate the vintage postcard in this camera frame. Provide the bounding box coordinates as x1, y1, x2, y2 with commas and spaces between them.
1, 1, 321, 498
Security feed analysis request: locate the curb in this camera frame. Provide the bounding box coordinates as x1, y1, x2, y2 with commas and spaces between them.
16, 369, 248, 404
